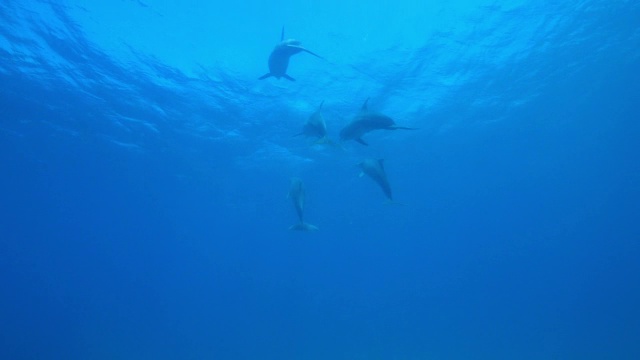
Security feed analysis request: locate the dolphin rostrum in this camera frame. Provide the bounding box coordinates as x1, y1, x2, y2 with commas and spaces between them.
259, 27, 323, 82
339, 98, 418, 146
288, 177, 319, 231
294, 101, 335, 145
359, 158, 394, 201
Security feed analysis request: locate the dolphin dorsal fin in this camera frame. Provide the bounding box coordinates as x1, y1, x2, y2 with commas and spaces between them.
361, 98, 370, 112
280, 26, 285, 41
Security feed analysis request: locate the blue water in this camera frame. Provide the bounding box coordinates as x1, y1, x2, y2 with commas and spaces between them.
1, 0, 639, 359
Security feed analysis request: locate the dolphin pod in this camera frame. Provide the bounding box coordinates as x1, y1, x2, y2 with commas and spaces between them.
259, 27, 323, 81
288, 100, 409, 231
259, 29, 416, 230
288, 177, 319, 231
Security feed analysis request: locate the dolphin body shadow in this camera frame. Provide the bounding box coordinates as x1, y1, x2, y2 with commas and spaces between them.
339, 98, 418, 146
288, 177, 319, 231
259, 27, 323, 82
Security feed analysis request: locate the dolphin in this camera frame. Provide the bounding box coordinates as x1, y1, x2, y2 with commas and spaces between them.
359, 158, 393, 201
288, 177, 319, 231
293, 101, 334, 145
339, 98, 418, 146
259, 27, 323, 81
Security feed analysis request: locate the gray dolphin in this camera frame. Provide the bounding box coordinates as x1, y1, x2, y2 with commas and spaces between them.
339, 98, 418, 146
359, 158, 393, 201
293, 101, 334, 145
259, 27, 323, 81
288, 177, 319, 231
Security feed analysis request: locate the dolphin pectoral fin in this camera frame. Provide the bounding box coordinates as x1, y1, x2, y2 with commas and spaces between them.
293, 132, 305, 137
355, 137, 369, 146
280, 26, 285, 41
259, 73, 272, 80
283, 74, 296, 81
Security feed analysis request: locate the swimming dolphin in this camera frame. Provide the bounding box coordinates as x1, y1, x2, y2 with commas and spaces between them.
259, 27, 323, 81
288, 177, 319, 231
339, 98, 418, 146
294, 101, 334, 145
359, 158, 393, 201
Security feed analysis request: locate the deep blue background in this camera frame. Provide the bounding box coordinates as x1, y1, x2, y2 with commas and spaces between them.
1, 0, 639, 359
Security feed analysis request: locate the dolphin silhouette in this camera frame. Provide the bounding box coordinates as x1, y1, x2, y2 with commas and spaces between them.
339, 98, 418, 146
293, 101, 335, 145
359, 158, 393, 201
259, 27, 323, 81
288, 177, 319, 231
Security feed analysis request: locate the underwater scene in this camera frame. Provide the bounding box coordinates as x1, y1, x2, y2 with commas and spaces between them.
1, 0, 639, 359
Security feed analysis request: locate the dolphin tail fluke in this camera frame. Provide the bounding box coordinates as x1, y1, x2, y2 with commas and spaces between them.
283, 74, 296, 81
314, 137, 345, 150
289, 222, 319, 232
315, 137, 345, 150
313, 136, 332, 145
259, 73, 272, 80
